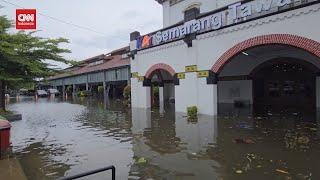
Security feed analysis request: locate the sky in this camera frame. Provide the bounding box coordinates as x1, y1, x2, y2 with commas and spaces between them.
0, 0, 163, 68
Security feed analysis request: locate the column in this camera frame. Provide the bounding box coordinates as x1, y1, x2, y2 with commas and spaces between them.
131, 108, 151, 134
72, 84, 76, 97
175, 73, 198, 113
131, 78, 151, 108
103, 81, 107, 98
198, 78, 218, 116
62, 85, 66, 99
86, 83, 89, 91
159, 86, 164, 113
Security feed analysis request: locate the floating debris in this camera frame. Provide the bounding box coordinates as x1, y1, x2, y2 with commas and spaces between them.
276, 169, 289, 174
137, 157, 147, 164
297, 136, 310, 144
233, 138, 255, 144
309, 128, 317, 132
236, 123, 253, 130
235, 170, 243, 174
46, 172, 58, 176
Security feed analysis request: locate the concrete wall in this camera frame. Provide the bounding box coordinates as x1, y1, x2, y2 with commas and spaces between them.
162, 0, 218, 27
132, 4, 320, 115
162, 0, 266, 27
131, 78, 151, 108
217, 0, 238, 8
218, 80, 253, 104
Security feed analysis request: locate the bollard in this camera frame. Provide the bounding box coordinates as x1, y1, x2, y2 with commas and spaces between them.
0, 118, 11, 158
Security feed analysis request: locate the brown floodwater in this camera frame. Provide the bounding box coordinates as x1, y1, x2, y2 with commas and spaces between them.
6, 97, 320, 180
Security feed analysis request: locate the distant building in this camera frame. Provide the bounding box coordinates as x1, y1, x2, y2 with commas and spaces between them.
48, 47, 130, 98
130, 0, 320, 115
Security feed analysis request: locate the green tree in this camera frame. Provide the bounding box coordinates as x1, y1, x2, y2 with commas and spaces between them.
0, 15, 73, 110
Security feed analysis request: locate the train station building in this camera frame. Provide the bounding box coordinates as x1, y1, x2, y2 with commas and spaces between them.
48, 47, 130, 98
129, 0, 320, 116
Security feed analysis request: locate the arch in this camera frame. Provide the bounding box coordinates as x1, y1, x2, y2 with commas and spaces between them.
249, 57, 320, 77
211, 34, 320, 73
145, 63, 176, 79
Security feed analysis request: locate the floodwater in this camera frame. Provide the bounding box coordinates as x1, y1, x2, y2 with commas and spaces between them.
6, 97, 320, 180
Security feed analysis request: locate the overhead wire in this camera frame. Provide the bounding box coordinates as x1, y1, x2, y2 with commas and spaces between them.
0, 0, 108, 37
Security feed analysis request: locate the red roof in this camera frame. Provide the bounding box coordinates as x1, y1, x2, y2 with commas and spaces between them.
48, 55, 130, 80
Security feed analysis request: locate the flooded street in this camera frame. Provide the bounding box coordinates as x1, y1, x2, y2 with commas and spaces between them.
7, 97, 320, 180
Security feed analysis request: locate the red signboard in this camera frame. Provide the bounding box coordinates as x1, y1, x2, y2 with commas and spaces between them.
16, 9, 37, 30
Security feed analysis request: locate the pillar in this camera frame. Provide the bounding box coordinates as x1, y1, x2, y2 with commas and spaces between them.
175, 72, 218, 116
131, 78, 151, 108
175, 73, 198, 113
86, 83, 89, 91
198, 79, 218, 116
159, 86, 164, 112
62, 85, 66, 99
103, 81, 107, 98
72, 84, 76, 97
131, 108, 151, 134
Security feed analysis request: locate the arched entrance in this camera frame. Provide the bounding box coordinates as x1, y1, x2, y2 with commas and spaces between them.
145, 63, 176, 110
212, 34, 320, 116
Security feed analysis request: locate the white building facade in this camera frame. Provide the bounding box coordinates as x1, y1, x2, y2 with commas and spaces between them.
130, 0, 320, 116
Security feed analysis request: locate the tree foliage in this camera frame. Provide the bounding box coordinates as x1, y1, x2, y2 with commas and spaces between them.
0, 15, 73, 82
0, 15, 74, 110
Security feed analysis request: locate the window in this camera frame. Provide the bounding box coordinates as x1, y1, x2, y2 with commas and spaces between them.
89, 60, 104, 66
184, 2, 201, 12
170, 0, 185, 6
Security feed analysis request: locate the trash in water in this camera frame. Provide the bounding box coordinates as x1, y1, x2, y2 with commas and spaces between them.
297, 136, 310, 144
236, 123, 253, 130
235, 170, 243, 174
276, 169, 289, 174
137, 157, 147, 164
233, 138, 255, 144
46, 172, 58, 176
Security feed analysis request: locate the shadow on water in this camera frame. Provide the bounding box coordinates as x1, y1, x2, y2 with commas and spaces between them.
6, 97, 320, 179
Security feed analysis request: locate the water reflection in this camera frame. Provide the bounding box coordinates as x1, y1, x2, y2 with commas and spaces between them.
131, 107, 320, 179
9, 98, 133, 180
16, 142, 71, 179
6, 97, 320, 179
130, 108, 221, 179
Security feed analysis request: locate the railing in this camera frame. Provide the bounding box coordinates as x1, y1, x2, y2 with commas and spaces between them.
59, 165, 115, 180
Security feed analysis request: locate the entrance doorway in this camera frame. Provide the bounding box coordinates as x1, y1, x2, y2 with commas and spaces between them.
252, 58, 317, 114
216, 44, 320, 117
149, 69, 175, 110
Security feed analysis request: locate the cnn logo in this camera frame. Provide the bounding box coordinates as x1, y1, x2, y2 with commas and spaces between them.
17, 14, 34, 22
16, 9, 37, 30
